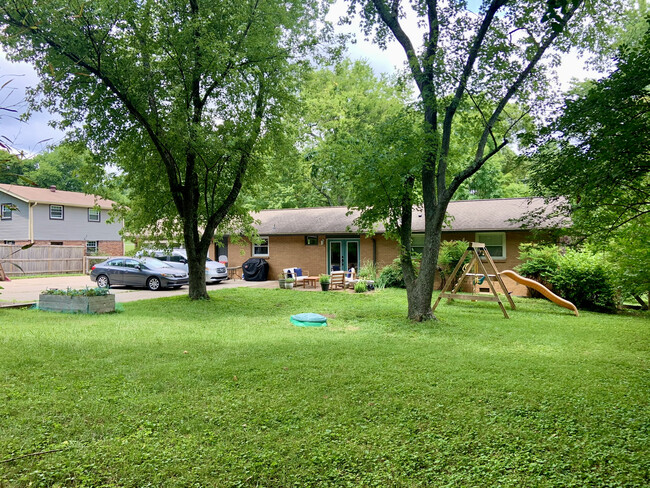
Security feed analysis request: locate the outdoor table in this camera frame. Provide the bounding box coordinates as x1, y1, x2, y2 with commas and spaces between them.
302, 276, 319, 288
227, 266, 242, 280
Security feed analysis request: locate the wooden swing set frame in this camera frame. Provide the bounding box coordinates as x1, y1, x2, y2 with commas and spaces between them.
432, 242, 516, 318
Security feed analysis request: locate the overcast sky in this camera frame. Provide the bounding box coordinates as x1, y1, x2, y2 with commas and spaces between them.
0, 1, 600, 156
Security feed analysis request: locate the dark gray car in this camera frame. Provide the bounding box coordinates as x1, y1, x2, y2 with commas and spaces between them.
90, 256, 189, 291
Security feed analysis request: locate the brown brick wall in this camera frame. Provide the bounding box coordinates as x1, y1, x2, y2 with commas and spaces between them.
227, 230, 543, 296
98, 240, 124, 256
229, 235, 328, 280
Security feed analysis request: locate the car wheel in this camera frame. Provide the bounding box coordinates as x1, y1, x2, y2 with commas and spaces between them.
147, 276, 161, 291
96, 275, 110, 288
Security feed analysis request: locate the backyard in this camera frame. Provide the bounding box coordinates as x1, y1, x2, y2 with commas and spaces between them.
0, 288, 648, 486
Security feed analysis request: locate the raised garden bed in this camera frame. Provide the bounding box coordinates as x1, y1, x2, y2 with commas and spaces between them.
38, 288, 115, 314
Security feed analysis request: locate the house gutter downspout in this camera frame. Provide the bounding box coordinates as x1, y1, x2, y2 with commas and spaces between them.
29, 202, 37, 243
372, 237, 376, 266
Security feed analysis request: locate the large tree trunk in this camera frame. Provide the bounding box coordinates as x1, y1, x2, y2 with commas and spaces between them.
181, 188, 210, 300
186, 245, 208, 300
403, 208, 446, 321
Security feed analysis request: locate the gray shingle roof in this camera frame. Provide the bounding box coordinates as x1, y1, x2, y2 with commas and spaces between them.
0, 184, 116, 209
251, 198, 567, 235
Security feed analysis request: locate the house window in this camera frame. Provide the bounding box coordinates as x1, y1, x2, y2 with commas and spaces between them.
86, 241, 99, 254
252, 236, 269, 257
50, 205, 64, 220
1, 204, 12, 220
51, 242, 63, 246
88, 208, 101, 222
411, 234, 425, 254
4, 240, 15, 245
305, 235, 318, 246
476, 232, 506, 259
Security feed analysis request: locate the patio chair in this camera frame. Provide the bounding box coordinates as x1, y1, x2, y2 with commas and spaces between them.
345, 269, 358, 289
283, 267, 310, 287
330, 271, 346, 290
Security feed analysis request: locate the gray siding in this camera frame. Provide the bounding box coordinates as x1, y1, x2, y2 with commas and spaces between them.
0, 194, 29, 240
33, 205, 122, 241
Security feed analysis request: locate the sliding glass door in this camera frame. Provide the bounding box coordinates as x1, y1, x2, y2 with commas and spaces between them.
327, 239, 360, 273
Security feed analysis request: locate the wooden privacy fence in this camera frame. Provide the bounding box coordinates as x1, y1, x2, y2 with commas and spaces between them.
0, 245, 85, 276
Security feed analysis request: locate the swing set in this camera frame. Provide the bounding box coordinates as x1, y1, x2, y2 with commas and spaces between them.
433, 242, 515, 318
433, 242, 579, 318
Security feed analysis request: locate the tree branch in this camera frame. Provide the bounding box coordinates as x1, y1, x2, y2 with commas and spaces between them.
447, 1, 582, 197
371, 0, 425, 92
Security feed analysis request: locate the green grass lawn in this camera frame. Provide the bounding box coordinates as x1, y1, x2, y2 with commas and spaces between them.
1, 289, 648, 487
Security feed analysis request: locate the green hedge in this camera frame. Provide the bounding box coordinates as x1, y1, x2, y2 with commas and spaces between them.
516, 245, 616, 313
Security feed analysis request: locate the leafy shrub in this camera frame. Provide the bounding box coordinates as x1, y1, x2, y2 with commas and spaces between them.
353, 281, 368, 293
358, 260, 378, 280
517, 245, 616, 312
550, 249, 616, 312
516, 244, 560, 282
516, 244, 560, 296
377, 253, 422, 289
377, 259, 405, 288
437, 240, 469, 289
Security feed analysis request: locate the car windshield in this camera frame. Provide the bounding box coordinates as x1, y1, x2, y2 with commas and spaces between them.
139, 257, 175, 270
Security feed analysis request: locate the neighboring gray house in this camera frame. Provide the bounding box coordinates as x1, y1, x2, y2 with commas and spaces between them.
0, 183, 123, 255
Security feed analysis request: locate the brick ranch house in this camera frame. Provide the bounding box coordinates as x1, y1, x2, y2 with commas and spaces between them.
0, 183, 123, 256
227, 197, 566, 297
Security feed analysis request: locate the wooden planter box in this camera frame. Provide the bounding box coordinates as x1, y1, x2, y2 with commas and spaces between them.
38, 294, 116, 314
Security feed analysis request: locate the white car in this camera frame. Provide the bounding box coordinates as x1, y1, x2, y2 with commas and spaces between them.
136, 250, 228, 284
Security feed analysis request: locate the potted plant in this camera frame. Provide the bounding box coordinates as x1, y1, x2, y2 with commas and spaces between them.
278, 274, 295, 289
319, 274, 330, 291
38, 287, 115, 314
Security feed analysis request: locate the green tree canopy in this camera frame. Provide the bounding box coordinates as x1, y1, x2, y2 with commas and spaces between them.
528, 19, 650, 305
341, 0, 623, 320
24, 143, 90, 192
249, 59, 533, 212
0, 149, 36, 185
244, 59, 415, 210
1, 0, 328, 299
529, 20, 650, 239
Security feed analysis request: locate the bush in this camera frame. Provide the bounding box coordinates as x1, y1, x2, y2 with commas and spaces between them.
550, 249, 616, 313
377, 259, 405, 288
516, 244, 561, 296
516, 244, 561, 282
358, 260, 378, 280
517, 244, 616, 313
377, 253, 421, 289
354, 281, 368, 293
437, 240, 469, 290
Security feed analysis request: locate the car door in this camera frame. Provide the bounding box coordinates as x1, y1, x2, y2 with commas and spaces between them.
165, 254, 188, 272
105, 258, 125, 285
123, 259, 146, 287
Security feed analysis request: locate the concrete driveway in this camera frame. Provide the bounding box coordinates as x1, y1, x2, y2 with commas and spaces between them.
0, 275, 278, 305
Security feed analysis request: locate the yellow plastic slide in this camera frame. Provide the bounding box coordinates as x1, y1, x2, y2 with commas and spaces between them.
500, 270, 579, 317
